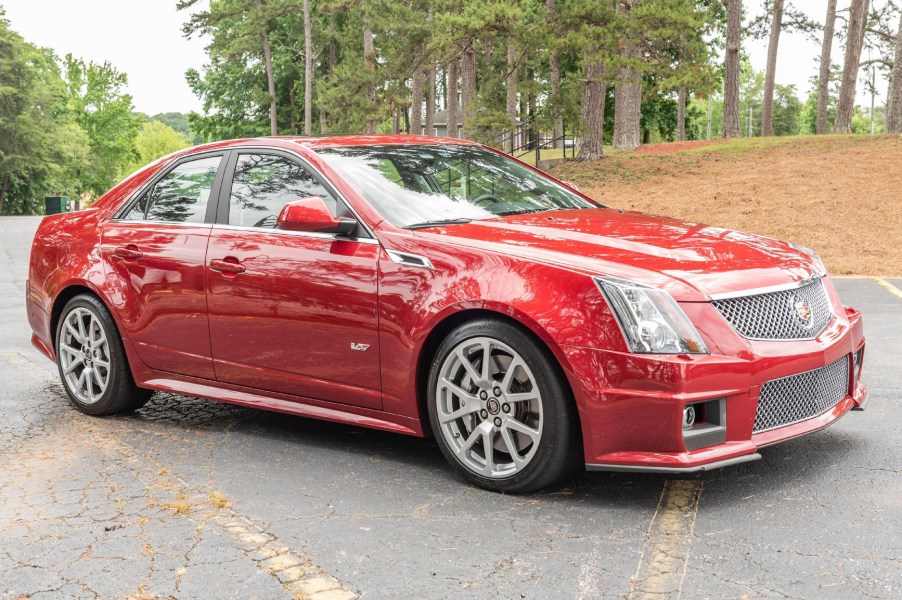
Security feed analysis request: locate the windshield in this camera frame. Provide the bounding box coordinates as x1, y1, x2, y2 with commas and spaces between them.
315, 144, 597, 228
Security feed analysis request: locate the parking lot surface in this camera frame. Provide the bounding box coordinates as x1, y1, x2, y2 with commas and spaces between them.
1, 216, 899, 599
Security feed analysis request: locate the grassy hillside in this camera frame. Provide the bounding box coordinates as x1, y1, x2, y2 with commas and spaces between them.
550, 135, 902, 276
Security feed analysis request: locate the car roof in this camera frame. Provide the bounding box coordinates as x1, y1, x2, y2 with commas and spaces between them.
185, 134, 480, 155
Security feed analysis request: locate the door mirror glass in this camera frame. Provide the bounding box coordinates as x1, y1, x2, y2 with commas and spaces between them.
277, 197, 357, 235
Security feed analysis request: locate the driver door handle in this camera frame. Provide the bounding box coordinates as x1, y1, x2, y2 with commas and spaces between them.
114, 245, 143, 260
210, 258, 246, 274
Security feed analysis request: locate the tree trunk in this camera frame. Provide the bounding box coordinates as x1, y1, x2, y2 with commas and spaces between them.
835, 0, 869, 134
460, 45, 477, 140
506, 43, 518, 152
723, 0, 742, 138
410, 65, 423, 135
577, 62, 606, 161
613, 1, 642, 150
816, 0, 837, 134
887, 11, 902, 133
0, 173, 8, 215
548, 0, 563, 148
363, 25, 377, 134
761, 0, 784, 137
303, 0, 313, 135
447, 58, 459, 138
392, 105, 400, 134
706, 95, 713, 139
256, 0, 277, 136
677, 87, 687, 141
425, 64, 436, 134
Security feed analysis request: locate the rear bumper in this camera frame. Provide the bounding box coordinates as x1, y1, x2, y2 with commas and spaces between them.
566, 304, 867, 474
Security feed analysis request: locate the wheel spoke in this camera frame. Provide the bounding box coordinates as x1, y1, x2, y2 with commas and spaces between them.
500, 357, 524, 392
59, 343, 80, 356
76, 312, 88, 342
439, 377, 477, 402
85, 370, 95, 401
63, 360, 81, 375
506, 418, 540, 443
479, 340, 491, 381
93, 358, 110, 369
456, 348, 483, 384
439, 402, 480, 424
505, 392, 538, 404
65, 321, 84, 344
481, 427, 495, 475
92, 369, 107, 393
456, 423, 485, 457
500, 426, 526, 466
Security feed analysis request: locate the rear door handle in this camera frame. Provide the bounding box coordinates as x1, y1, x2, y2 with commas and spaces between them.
114, 245, 143, 260
209, 258, 246, 274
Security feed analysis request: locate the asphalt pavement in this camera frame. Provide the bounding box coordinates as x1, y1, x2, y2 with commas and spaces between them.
1, 216, 899, 600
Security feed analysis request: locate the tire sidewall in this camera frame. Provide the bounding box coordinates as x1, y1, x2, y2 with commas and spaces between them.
426, 319, 579, 493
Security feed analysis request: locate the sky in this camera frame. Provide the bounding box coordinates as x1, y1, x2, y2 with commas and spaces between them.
1, 0, 209, 115
0, 0, 885, 117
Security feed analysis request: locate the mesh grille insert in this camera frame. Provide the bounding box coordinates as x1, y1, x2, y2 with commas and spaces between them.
712, 278, 833, 340
754, 355, 850, 433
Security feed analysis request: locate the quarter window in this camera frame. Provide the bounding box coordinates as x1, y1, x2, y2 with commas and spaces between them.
125, 156, 221, 223
228, 154, 337, 228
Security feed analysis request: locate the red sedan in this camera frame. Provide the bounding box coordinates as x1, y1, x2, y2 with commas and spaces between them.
26, 136, 867, 492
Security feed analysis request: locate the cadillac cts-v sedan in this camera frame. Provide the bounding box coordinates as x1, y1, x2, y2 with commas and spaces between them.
27, 135, 867, 492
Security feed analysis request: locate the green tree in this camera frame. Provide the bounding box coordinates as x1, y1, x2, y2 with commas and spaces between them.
63, 55, 141, 197
771, 83, 801, 135
0, 14, 90, 215
124, 120, 191, 175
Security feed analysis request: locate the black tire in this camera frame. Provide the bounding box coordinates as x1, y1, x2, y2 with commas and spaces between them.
426, 319, 582, 493
55, 294, 153, 416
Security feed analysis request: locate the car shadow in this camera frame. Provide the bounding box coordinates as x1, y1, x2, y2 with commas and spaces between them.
108, 391, 870, 509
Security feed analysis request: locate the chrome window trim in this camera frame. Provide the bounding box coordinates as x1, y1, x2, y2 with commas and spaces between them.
707, 273, 824, 301
108, 219, 213, 229
210, 223, 380, 244
384, 249, 435, 270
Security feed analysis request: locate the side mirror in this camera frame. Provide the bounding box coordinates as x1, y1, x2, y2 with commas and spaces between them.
277, 196, 357, 235
562, 180, 580, 192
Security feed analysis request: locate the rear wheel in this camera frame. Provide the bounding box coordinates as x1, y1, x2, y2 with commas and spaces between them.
55, 294, 153, 416
427, 319, 581, 493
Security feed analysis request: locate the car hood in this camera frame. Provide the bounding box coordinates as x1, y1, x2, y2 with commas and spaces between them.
412, 208, 822, 302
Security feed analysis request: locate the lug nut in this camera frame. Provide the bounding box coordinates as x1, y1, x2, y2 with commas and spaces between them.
480, 410, 488, 418
493, 417, 502, 427
493, 386, 502, 397
479, 390, 488, 400
502, 403, 510, 413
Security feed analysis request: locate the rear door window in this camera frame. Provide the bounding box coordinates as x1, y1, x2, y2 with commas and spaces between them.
124, 156, 222, 223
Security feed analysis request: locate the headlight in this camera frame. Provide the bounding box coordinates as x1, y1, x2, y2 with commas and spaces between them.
595, 277, 708, 354
788, 242, 827, 276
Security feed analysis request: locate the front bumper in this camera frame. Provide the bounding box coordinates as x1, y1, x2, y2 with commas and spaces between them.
566, 302, 867, 474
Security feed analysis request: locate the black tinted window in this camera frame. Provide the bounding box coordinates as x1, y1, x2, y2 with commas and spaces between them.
228, 154, 337, 228
134, 156, 221, 223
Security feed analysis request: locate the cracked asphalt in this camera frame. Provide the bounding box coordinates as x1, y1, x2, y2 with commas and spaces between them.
2, 216, 900, 599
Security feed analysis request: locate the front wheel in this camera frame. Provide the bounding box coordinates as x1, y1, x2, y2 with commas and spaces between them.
55, 294, 153, 416
426, 319, 581, 493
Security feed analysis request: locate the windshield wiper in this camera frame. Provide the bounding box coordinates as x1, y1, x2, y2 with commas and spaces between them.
404, 218, 473, 230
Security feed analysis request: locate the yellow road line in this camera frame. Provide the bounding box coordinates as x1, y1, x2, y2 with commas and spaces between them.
873, 277, 902, 301
629, 479, 704, 599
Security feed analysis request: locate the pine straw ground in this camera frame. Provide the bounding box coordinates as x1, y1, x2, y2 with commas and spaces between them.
550, 134, 902, 276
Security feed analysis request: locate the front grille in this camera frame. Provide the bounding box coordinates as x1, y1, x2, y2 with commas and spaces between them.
754, 356, 850, 433
712, 278, 833, 340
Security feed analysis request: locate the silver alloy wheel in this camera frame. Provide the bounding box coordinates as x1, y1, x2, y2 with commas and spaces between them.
435, 336, 544, 479
58, 307, 111, 405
